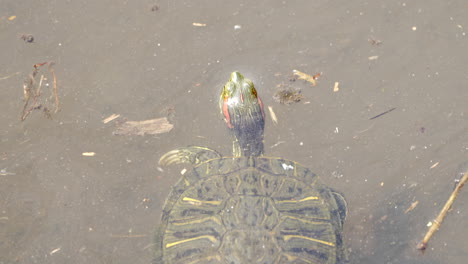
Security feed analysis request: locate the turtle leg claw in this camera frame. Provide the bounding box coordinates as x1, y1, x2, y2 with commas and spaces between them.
159, 146, 222, 166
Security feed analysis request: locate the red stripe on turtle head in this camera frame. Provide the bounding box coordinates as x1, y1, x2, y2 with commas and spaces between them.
222, 96, 233, 128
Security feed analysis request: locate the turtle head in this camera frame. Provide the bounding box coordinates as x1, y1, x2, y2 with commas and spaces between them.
220, 72, 265, 157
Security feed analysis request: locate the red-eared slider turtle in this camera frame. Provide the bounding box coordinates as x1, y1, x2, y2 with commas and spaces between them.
155, 72, 347, 264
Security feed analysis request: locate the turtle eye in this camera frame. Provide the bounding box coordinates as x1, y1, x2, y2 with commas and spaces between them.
242, 81, 255, 95
246, 82, 257, 98
223, 82, 235, 97
251, 87, 258, 98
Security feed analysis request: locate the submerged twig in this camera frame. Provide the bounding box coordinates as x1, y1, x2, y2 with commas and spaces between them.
21, 64, 43, 121
417, 171, 468, 251
20, 62, 60, 121
48, 62, 60, 113
0, 72, 20, 80
369, 107, 396, 120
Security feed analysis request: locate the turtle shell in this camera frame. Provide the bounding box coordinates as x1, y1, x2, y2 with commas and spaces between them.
154, 156, 346, 264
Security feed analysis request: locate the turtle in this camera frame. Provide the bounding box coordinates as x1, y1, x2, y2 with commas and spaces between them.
154, 72, 348, 264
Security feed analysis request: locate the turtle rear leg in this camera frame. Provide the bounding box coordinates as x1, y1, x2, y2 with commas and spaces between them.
159, 146, 222, 166
332, 191, 348, 227
331, 190, 348, 264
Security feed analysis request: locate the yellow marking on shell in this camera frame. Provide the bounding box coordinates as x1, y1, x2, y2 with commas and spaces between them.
284, 215, 330, 224
165, 235, 218, 248
284, 235, 335, 247
203, 162, 212, 175
275, 196, 319, 204
172, 215, 222, 226
182, 197, 222, 206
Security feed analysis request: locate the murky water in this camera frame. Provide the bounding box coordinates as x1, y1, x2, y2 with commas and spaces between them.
1, 0, 467, 263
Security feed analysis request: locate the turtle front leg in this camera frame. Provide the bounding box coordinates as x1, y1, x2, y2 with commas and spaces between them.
159, 146, 222, 166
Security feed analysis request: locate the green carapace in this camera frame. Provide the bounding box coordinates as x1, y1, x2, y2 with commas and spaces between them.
154, 72, 347, 264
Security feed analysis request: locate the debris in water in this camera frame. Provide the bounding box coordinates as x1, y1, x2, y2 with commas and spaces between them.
270, 141, 285, 149
292, 69, 319, 86
102, 114, 121, 124
21, 62, 60, 121
369, 107, 396, 120
368, 38, 382, 45
273, 87, 303, 104
404, 201, 419, 213
268, 106, 278, 125
333, 82, 340, 92
0, 169, 16, 176
113, 117, 174, 136
20, 34, 34, 43
0, 72, 20, 80
417, 171, 468, 251
50, 247, 61, 255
